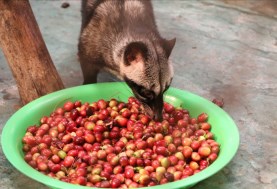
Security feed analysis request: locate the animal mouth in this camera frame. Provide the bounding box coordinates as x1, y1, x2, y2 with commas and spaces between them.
124, 76, 164, 121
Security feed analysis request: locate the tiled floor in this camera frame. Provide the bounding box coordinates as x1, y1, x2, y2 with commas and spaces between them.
0, 0, 276, 188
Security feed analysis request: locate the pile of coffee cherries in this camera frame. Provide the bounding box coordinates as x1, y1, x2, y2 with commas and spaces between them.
22, 97, 220, 188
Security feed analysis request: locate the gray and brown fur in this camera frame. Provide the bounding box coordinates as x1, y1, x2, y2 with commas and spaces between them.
78, 0, 176, 120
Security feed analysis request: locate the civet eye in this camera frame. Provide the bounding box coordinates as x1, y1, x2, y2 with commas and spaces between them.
123, 77, 155, 102
138, 87, 154, 101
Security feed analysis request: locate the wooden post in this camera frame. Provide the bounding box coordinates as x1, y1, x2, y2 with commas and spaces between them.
0, 0, 64, 105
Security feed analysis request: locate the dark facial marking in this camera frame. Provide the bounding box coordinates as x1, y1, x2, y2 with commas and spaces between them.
124, 76, 154, 103
124, 76, 164, 121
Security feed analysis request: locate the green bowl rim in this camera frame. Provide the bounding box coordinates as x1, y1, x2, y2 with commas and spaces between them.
1, 82, 240, 189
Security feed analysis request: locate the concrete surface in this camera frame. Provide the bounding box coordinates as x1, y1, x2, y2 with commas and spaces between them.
0, 0, 276, 189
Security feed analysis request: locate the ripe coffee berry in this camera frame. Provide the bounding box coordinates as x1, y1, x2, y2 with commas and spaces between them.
22, 98, 220, 188
212, 98, 224, 108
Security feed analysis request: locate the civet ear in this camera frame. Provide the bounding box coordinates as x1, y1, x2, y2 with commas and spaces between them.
124, 42, 148, 66
163, 38, 176, 58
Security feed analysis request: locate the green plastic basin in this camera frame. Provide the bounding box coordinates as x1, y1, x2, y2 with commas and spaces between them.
1, 82, 239, 189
